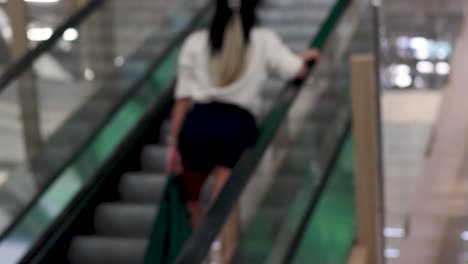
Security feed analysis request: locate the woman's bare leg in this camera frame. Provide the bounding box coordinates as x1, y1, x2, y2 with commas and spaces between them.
181, 168, 210, 229
210, 166, 239, 263
186, 200, 204, 228
212, 166, 232, 201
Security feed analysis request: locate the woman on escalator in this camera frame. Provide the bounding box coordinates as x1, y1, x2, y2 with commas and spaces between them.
166, 0, 320, 228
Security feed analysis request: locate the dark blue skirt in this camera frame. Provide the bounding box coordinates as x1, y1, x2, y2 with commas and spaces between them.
178, 102, 258, 174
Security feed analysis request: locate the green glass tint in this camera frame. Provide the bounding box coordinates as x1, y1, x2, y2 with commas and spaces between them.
292, 137, 356, 264
0, 47, 179, 264
0, 1, 214, 263
0, 0, 209, 237
232, 1, 376, 262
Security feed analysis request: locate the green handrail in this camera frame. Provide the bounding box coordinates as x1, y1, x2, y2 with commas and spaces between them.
312, 0, 350, 49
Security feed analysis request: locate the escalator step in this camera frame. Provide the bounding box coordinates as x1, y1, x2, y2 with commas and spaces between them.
275, 25, 319, 40
94, 203, 157, 238
264, 0, 332, 10
141, 145, 166, 173
260, 9, 327, 25
119, 173, 167, 204
68, 237, 147, 264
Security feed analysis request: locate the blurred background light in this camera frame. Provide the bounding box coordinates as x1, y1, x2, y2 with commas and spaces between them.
416, 61, 435, 74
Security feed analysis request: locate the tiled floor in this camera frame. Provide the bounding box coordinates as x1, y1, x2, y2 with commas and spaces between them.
381, 90, 442, 263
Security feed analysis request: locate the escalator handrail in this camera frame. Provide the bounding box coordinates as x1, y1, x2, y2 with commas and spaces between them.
0, 0, 106, 91
174, 0, 352, 263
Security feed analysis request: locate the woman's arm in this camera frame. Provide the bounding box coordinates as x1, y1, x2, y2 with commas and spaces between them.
296, 49, 321, 79
168, 97, 191, 145
166, 97, 191, 174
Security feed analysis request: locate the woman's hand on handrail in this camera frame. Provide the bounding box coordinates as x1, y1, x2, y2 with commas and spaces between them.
296, 49, 321, 79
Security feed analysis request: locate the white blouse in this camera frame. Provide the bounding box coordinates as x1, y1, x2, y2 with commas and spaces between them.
175, 27, 303, 116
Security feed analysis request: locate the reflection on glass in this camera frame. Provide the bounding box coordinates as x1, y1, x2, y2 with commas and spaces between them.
0, 0, 210, 242
228, 2, 372, 263
292, 138, 355, 264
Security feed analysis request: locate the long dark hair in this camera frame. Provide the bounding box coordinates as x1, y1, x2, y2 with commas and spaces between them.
209, 0, 260, 53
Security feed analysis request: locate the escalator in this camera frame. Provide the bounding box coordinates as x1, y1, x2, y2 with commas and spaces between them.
65, 1, 338, 263
0, 0, 374, 263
